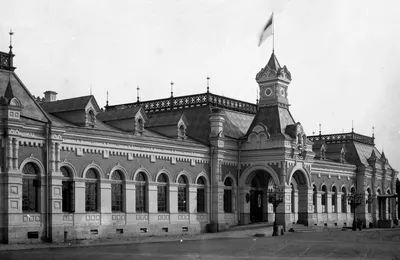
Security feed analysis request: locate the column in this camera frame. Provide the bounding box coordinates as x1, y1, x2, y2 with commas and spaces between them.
12, 137, 19, 170
169, 183, 178, 214
327, 192, 332, 214
74, 180, 86, 214
316, 192, 322, 223
125, 181, 135, 213
7, 138, 12, 170
239, 186, 251, 224
148, 182, 157, 214
188, 184, 197, 222
275, 185, 291, 230
100, 180, 111, 214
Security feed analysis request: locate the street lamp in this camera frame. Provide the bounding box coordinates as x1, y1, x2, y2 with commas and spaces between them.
347, 192, 364, 231
268, 184, 285, 236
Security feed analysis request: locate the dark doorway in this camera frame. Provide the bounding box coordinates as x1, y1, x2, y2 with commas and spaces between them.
250, 190, 263, 223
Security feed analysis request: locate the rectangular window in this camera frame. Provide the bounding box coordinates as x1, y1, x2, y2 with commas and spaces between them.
178, 187, 187, 212
197, 188, 205, 213
23, 179, 39, 212
111, 183, 123, 212
62, 181, 75, 213
157, 185, 168, 212
136, 184, 146, 212
85, 182, 98, 212
223, 189, 232, 213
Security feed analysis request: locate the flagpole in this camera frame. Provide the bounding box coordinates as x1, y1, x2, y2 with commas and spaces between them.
272, 12, 275, 53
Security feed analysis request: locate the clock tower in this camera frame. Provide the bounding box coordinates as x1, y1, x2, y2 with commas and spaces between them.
256, 52, 291, 108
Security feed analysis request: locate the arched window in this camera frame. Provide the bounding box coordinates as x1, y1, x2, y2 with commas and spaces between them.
223, 178, 233, 213
197, 177, 206, 213
291, 183, 295, 213
313, 185, 317, 213
350, 187, 355, 213
367, 188, 372, 213
85, 169, 99, 212
157, 174, 168, 212
321, 185, 327, 213
135, 172, 147, 212
178, 175, 188, 212
22, 162, 40, 213
332, 186, 337, 213
111, 170, 124, 212
61, 166, 74, 213
341, 187, 347, 213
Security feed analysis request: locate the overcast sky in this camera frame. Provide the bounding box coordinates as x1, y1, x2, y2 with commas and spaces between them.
1, 0, 399, 172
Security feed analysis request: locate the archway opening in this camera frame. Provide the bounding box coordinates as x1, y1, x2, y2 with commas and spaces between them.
248, 170, 273, 224
290, 170, 308, 224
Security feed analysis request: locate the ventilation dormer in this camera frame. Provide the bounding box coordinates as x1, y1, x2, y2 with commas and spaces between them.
339, 144, 346, 163
134, 114, 146, 136
86, 108, 97, 127
177, 121, 187, 140
320, 143, 327, 160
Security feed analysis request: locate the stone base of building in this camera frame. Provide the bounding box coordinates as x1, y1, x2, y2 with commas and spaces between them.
1, 223, 206, 244
377, 220, 393, 228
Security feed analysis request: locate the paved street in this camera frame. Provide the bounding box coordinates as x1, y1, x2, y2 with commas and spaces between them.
1, 229, 400, 260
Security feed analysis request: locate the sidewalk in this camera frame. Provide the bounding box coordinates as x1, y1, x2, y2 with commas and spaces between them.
0, 224, 273, 252
1, 224, 397, 252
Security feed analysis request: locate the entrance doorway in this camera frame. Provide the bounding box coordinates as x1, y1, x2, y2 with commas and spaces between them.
249, 172, 269, 223
250, 190, 263, 223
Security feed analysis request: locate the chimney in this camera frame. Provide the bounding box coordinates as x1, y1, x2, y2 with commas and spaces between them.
44, 91, 57, 102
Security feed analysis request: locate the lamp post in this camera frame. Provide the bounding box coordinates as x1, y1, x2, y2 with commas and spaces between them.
268, 184, 285, 236
347, 192, 364, 231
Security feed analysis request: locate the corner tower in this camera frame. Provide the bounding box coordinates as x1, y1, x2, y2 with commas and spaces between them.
256, 52, 291, 107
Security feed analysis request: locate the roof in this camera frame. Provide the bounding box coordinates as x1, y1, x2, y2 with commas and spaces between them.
352, 142, 389, 168
0, 69, 49, 123
247, 105, 295, 137
266, 52, 282, 71
147, 113, 186, 128
40, 95, 100, 113
97, 106, 142, 122
223, 110, 254, 139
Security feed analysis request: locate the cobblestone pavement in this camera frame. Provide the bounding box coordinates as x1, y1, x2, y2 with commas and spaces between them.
0, 228, 400, 259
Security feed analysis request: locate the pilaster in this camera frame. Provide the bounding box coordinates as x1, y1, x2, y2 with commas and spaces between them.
275, 185, 291, 230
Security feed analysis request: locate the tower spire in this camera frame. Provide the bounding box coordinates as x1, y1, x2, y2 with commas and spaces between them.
206, 76, 210, 93
319, 123, 322, 136
351, 120, 354, 133
9, 29, 14, 53
137, 86, 140, 103
170, 81, 174, 97
106, 91, 109, 107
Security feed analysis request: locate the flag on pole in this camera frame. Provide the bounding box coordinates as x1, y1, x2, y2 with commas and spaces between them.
258, 12, 274, 47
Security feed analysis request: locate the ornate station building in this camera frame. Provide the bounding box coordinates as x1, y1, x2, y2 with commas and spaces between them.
0, 44, 398, 244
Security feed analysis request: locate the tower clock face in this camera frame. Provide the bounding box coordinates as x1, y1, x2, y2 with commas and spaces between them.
280, 87, 285, 97
265, 87, 272, 97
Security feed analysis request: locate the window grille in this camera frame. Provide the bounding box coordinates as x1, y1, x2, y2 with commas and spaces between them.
111, 171, 123, 212
223, 178, 233, 213
178, 176, 187, 212
157, 174, 168, 212
197, 177, 206, 213
85, 169, 98, 212
135, 172, 147, 212
22, 163, 40, 213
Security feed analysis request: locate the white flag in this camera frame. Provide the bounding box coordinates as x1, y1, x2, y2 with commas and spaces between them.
258, 12, 274, 47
